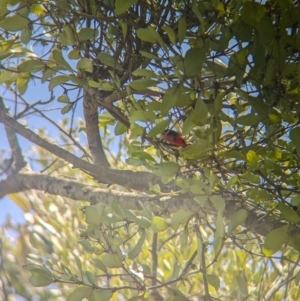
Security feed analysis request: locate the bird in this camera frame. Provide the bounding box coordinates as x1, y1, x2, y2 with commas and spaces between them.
161, 129, 186, 147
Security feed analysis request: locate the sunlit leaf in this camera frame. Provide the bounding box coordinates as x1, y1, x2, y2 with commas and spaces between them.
206, 274, 220, 291
236, 272, 248, 297
263, 225, 289, 256
67, 286, 92, 301
97, 52, 123, 70
89, 289, 113, 301
171, 209, 193, 230
178, 17, 186, 43
132, 68, 157, 78
115, 0, 138, 15
130, 79, 157, 90
151, 216, 169, 232
0, 15, 29, 31
77, 28, 98, 41
91, 258, 107, 272
77, 58, 93, 72
278, 203, 300, 224
53, 49, 73, 71
128, 230, 146, 259
227, 209, 248, 234
18, 60, 44, 73
103, 253, 123, 268
162, 25, 176, 44
48, 75, 69, 90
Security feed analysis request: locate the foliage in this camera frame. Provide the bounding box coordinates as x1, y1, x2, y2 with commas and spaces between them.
1, 0, 300, 300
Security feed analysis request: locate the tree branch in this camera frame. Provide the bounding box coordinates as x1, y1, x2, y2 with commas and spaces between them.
83, 90, 110, 167
0, 107, 162, 191
0, 171, 296, 241
0, 99, 26, 172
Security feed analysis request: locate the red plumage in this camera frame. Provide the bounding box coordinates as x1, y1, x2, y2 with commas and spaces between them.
161, 129, 186, 147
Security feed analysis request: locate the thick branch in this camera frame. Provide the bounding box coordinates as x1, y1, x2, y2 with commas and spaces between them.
84, 86, 131, 127
0, 107, 162, 191
0, 100, 26, 171
0, 172, 189, 213
0, 172, 295, 240
83, 91, 110, 167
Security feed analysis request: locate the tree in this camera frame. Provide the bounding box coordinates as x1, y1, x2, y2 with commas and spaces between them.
1, 0, 300, 300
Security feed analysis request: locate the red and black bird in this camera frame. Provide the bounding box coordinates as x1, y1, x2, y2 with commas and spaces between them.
161, 129, 186, 147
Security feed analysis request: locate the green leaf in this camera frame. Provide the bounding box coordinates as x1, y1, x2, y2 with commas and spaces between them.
91, 258, 107, 272
53, 49, 73, 71
57, 95, 70, 103
184, 48, 206, 76
236, 114, 261, 126
85, 205, 102, 225
214, 91, 226, 114
130, 110, 156, 122
158, 161, 179, 178
67, 286, 93, 301
60, 25, 75, 46
132, 68, 157, 78
171, 209, 193, 230
41, 68, 57, 83
180, 140, 212, 160
48, 75, 69, 90
68, 49, 81, 59
137, 27, 157, 43
97, 52, 123, 70
114, 121, 127, 135
103, 253, 123, 268
246, 150, 259, 170
89, 290, 113, 301
193, 195, 208, 205
85, 271, 95, 285
290, 127, 300, 159
0, 15, 29, 31
227, 209, 248, 234
215, 212, 225, 238
29, 271, 53, 287
115, 0, 137, 15
178, 17, 186, 43
240, 172, 260, 184
119, 20, 127, 40
210, 195, 225, 213
130, 79, 157, 90
139, 51, 160, 60
241, 2, 266, 27
247, 188, 271, 202
263, 225, 289, 256
18, 60, 45, 73
61, 103, 73, 115
17, 72, 30, 95
219, 150, 246, 160
78, 240, 94, 253
77, 58, 93, 72
147, 119, 170, 138
21, 26, 32, 44
133, 216, 152, 229
131, 151, 156, 162
77, 28, 98, 41
151, 216, 169, 232
278, 203, 300, 224
236, 272, 248, 297
162, 25, 176, 44
206, 274, 220, 291
68, 74, 84, 85
191, 98, 209, 125
128, 231, 146, 259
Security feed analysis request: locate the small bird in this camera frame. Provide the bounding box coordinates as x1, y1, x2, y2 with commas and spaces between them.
161, 129, 186, 147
